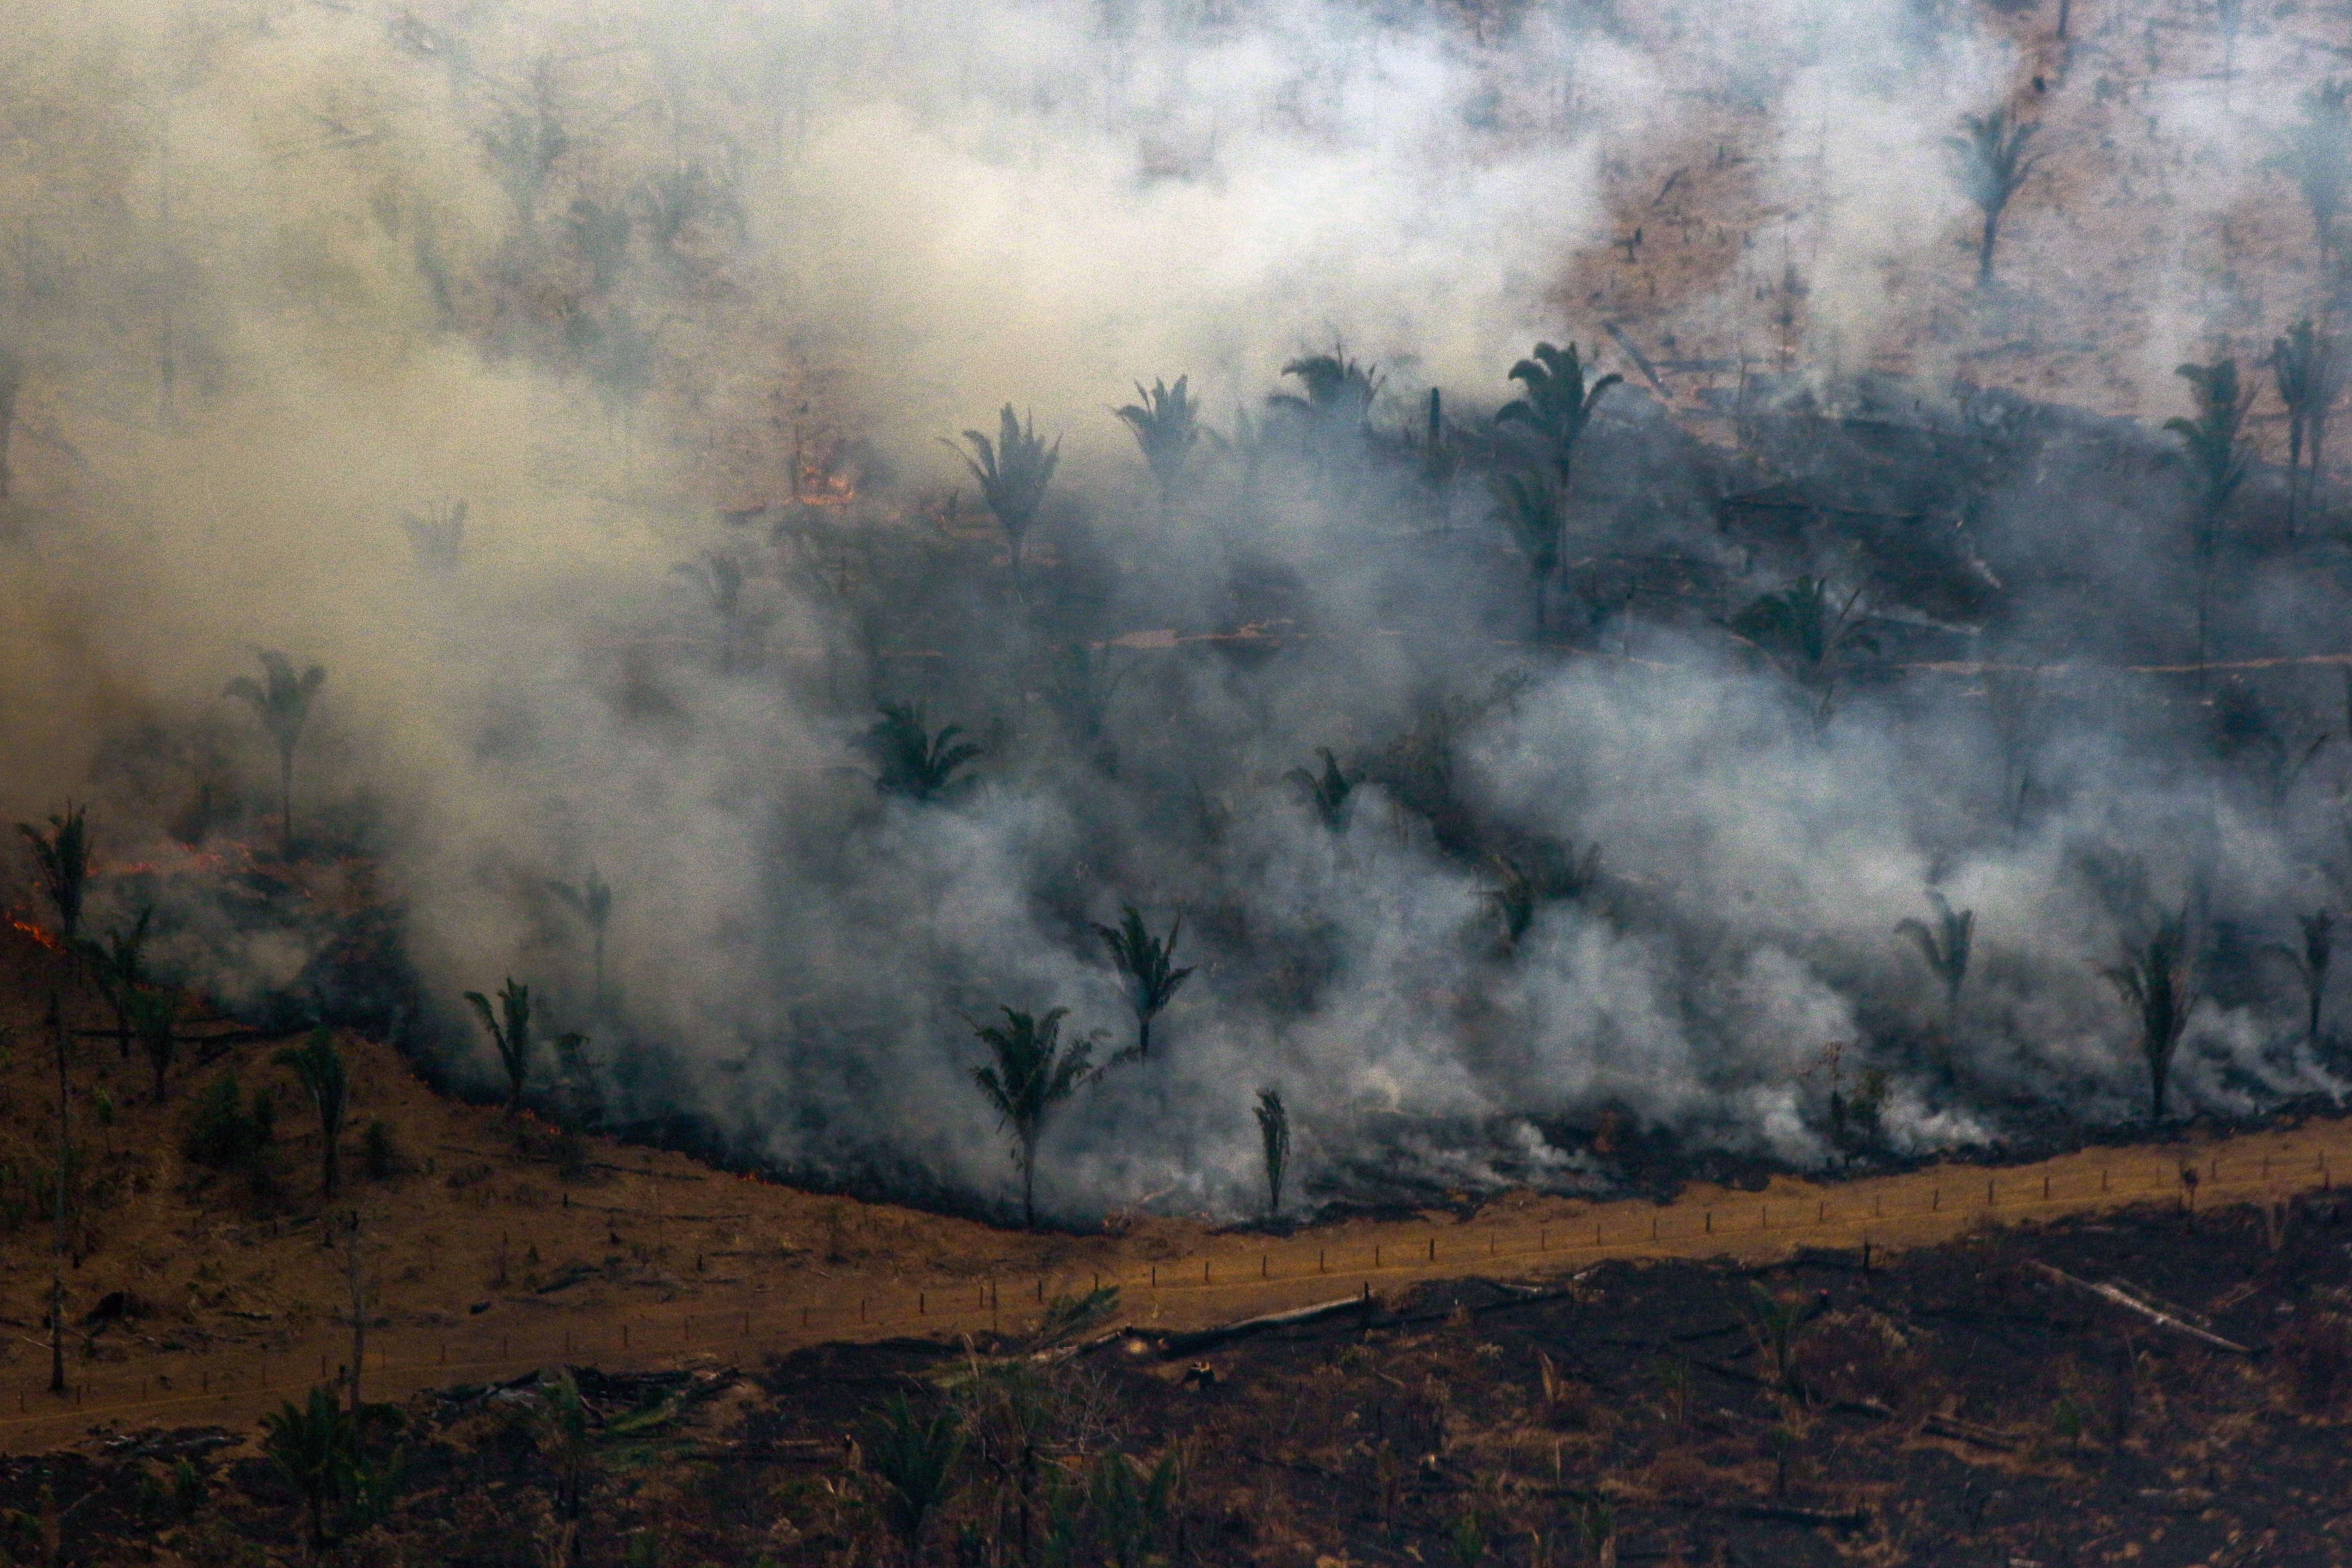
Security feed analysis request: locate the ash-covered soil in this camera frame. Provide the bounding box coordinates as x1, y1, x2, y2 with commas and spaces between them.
18, 1192, 2352, 1567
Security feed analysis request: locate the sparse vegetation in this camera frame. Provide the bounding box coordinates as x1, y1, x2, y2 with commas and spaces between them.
1729, 576, 1877, 723
76, 905, 152, 1060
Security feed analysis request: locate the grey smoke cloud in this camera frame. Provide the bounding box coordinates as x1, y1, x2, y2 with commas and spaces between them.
2, 0, 2347, 1225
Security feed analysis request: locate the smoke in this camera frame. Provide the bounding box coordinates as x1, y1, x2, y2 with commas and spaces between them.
3, 0, 2348, 1224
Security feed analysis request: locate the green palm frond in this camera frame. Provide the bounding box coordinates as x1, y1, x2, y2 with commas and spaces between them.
1286, 747, 1354, 830
18, 802, 92, 946
2101, 906, 2196, 1122
1094, 906, 1195, 1060
1113, 375, 1203, 504
1496, 340, 1620, 486
970, 1005, 1093, 1228
864, 701, 982, 802
945, 405, 1060, 581
464, 977, 534, 1121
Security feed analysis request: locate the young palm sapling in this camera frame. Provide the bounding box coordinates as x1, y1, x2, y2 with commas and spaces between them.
1093, 906, 1194, 1061
1269, 349, 1382, 444
463, 978, 536, 1123
1730, 576, 1877, 723
273, 1028, 349, 1199
970, 1006, 1094, 1229
17, 802, 91, 947
76, 905, 152, 1060
128, 986, 180, 1103
1488, 467, 1564, 637
1254, 1087, 1290, 1218
1287, 747, 1354, 830
863, 1393, 963, 1561
260, 1386, 358, 1555
224, 651, 326, 856
2103, 908, 2197, 1123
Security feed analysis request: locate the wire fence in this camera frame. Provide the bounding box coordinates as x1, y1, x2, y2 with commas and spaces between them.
3, 1136, 2339, 1442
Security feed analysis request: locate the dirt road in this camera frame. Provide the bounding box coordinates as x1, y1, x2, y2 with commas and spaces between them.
5, 1114, 2340, 1452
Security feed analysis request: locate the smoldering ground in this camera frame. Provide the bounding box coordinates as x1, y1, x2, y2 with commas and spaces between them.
0, 0, 2347, 1226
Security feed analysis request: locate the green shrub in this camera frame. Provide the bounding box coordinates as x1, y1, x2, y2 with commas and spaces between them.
184, 1075, 279, 1195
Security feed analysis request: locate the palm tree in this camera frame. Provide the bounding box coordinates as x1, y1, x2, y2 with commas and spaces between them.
1253, 1087, 1289, 1218
1269, 349, 1382, 445
76, 906, 152, 1059
2273, 321, 2341, 534
225, 650, 326, 856
1113, 376, 1203, 518
1485, 844, 1604, 948
273, 1029, 349, 1198
1093, 906, 1195, 1061
2273, 910, 2334, 1047
946, 405, 1060, 590
1896, 891, 1975, 1033
17, 803, 91, 947
864, 1393, 962, 1562
128, 986, 181, 1103
536, 1370, 595, 1566
1496, 340, 1620, 491
548, 870, 614, 1007
1945, 110, 2040, 287
971, 1006, 1094, 1229
1286, 748, 1354, 830
2271, 81, 2352, 268
2103, 908, 2196, 1123
1489, 467, 1565, 637
1729, 576, 1877, 723
260, 1385, 358, 1554
2166, 360, 2255, 676
864, 702, 982, 802
463, 978, 535, 1122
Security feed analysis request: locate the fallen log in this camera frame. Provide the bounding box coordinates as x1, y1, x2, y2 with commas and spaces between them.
1921, 1412, 2020, 1451
2028, 1262, 2254, 1354
1158, 1295, 1374, 1358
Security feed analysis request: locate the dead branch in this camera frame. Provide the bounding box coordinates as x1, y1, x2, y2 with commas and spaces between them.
2029, 1262, 2253, 1354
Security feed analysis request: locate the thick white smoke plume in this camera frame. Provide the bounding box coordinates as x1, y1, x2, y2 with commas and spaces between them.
2, 0, 2346, 1223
